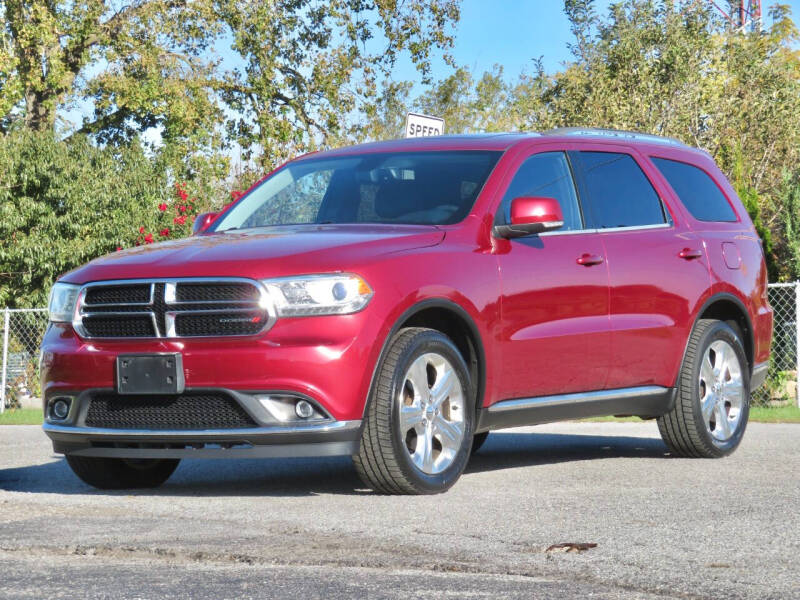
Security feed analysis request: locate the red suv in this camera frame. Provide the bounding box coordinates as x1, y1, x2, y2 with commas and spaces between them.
42, 129, 772, 494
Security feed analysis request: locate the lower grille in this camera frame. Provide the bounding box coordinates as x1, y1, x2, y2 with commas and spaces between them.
85, 393, 257, 430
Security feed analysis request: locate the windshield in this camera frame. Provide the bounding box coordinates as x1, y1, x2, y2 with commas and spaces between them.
212, 151, 501, 230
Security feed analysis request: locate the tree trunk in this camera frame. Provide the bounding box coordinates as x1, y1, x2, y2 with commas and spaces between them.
24, 90, 56, 132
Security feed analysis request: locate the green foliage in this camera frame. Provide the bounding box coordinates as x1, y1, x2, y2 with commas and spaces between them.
777, 173, 800, 280
737, 186, 775, 278
4, 360, 39, 410
0, 130, 172, 307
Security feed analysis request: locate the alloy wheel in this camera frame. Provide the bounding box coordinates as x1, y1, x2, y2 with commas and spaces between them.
699, 340, 745, 442
398, 352, 466, 475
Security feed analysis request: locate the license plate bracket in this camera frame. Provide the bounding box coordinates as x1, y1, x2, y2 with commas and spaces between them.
116, 353, 184, 395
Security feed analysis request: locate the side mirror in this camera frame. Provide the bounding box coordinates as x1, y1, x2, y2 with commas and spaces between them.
494, 196, 564, 239
192, 212, 219, 235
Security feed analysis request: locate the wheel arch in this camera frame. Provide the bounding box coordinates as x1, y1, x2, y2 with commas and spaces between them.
362, 298, 486, 420
681, 292, 755, 380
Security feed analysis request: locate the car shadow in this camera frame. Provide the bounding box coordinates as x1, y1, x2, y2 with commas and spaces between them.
466, 431, 669, 473
0, 431, 669, 497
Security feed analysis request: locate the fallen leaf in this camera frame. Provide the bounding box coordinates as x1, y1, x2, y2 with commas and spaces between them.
545, 542, 598, 553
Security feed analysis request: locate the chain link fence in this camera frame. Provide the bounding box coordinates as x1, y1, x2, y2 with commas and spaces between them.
1, 309, 49, 413
1, 283, 798, 412
753, 282, 799, 406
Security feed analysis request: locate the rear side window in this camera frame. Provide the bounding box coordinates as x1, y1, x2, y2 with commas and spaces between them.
651, 157, 737, 222
572, 151, 666, 229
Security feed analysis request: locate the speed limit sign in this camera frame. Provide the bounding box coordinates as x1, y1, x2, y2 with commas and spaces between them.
405, 113, 445, 138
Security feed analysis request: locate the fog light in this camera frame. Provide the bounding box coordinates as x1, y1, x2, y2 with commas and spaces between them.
51, 398, 71, 420
255, 394, 326, 423
295, 400, 314, 419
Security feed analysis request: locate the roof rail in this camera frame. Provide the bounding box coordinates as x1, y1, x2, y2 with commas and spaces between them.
543, 127, 688, 148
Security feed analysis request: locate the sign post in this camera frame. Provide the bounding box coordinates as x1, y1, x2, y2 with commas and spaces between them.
405, 113, 445, 138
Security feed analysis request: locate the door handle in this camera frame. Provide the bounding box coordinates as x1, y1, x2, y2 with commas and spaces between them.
576, 253, 604, 266
678, 248, 703, 260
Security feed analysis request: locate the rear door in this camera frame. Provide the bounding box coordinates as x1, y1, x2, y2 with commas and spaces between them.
569, 148, 711, 389
494, 147, 610, 399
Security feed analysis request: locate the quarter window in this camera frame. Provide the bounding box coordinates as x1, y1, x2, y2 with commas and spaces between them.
574, 152, 666, 229
651, 157, 737, 222
499, 152, 583, 231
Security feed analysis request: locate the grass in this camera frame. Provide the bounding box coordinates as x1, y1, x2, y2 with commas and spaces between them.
582, 404, 800, 424
0, 408, 43, 425
1, 405, 798, 426
750, 404, 800, 423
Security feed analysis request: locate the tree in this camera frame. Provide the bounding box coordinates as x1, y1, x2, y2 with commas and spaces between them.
414, 65, 515, 134
0, 130, 174, 307
1, 1, 222, 138
1, 0, 460, 168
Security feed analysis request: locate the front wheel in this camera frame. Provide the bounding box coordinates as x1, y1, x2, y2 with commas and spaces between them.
354, 328, 474, 494
658, 319, 750, 458
65, 455, 180, 489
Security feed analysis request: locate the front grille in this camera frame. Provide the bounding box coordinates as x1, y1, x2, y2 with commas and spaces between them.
85, 284, 151, 305
83, 315, 156, 337
175, 311, 266, 337
75, 279, 271, 339
85, 393, 257, 430
176, 282, 259, 303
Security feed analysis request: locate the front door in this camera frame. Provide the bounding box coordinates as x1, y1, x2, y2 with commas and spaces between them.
494, 150, 610, 400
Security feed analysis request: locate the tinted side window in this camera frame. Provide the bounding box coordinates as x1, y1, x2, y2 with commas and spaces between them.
574, 152, 666, 229
500, 152, 583, 231
651, 157, 737, 222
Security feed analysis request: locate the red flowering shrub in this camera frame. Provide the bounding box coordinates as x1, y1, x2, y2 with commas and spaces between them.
117, 183, 246, 251
129, 182, 202, 248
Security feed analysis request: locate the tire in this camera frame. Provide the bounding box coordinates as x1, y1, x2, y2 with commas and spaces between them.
354, 327, 474, 494
65, 455, 180, 490
471, 431, 489, 454
658, 319, 750, 458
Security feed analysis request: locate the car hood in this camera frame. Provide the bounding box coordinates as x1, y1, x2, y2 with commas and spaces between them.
61, 224, 445, 284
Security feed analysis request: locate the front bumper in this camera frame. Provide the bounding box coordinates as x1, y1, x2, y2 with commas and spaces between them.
42, 386, 362, 459
40, 308, 386, 422
43, 420, 361, 459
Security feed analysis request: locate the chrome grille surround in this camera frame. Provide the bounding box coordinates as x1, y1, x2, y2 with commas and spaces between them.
73, 278, 277, 339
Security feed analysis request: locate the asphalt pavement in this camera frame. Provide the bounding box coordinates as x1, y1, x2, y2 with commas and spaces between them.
0, 422, 798, 599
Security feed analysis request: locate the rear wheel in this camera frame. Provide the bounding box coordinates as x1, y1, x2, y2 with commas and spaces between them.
65, 455, 180, 489
658, 319, 750, 458
354, 328, 474, 494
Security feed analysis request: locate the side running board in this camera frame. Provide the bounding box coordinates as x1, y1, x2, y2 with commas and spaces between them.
476, 386, 676, 432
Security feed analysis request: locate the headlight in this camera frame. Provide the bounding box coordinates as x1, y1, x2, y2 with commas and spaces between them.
262, 274, 373, 317
48, 282, 80, 322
